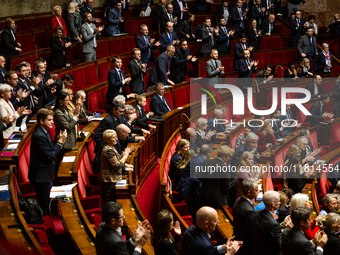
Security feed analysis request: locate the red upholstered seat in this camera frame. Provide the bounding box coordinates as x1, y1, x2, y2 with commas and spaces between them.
90, 213, 102, 229
34, 18, 49, 28
144, 98, 151, 112
19, 20, 34, 31
121, 56, 133, 73
164, 91, 174, 109
18, 140, 36, 197
173, 88, 188, 108
107, 39, 123, 55
188, 45, 201, 58
67, 46, 81, 65
331, 122, 340, 142
84, 64, 100, 85
98, 61, 110, 81
82, 148, 99, 185
34, 229, 56, 255
322, 81, 333, 95
270, 51, 285, 66
48, 123, 56, 143
284, 50, 299, 63
200, 61, 207, 77
253, 53, 269, 68
96, 41, 109, 59
264, 37, 282, 50
89, 90, 106, 113
73, 68, 87, 89
297, 103, 312, 123
35, 31, 49, 49
220, 57, 234, 71
121, 37, 136, 53
88, 139, 96, 163
20, 34, 36, 52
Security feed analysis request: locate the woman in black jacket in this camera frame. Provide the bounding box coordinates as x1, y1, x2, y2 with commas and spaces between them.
156, 0, 167, 21
321, 213, 340, 255
248, 18, 262, 51
152, 209, 181, 255
49, 26, 72, 70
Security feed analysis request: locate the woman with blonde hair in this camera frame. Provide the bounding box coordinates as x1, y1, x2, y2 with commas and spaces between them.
298, 58, 313, 77
67, 2, 82, 42
169, 139, 190, 186
152, 209, 181, 255
195, 117, 216, 148
321, 213, 340, 254
257, 120, 276, 152
51, 5, 67, 36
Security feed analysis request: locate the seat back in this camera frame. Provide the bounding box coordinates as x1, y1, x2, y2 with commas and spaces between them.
89, 90, 106, 112
172, 87, 188, 108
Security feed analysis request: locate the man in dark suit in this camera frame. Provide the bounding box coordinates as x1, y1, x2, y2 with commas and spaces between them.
298, 75, 327, 99
95, 202, 151, 255
282, 207, 327, 255
150, 83, 172, 116
172, 0, 188, 26
178, 13, 196, 42
255, 64, 273, 84
297, 27, 317, 60
216, 18, 235, 55
192, 23, 204, 41
262, 14, 276, 35
191, 144, 212, 167
148, 45, 176, 86
0, 18, 21, 58
231, 0, 247, 38
114, 124, 143, 155
159, 21, 179, 53
5, 70, 30, 109
181, 206, 242, 255
135, 94, 155, 118
233, 34, 253, 70
123, 105, 150, 135
135, 24, 161, 68
237, 49, 258, 88
200, 17, 219, 58
0, 115, 16, 149
74, 90, 94, 126
79, 0, 102, 23
207, 107, 228, 144
230, 132, 259, 167
250, 0, 265, 25
105, 56, 135, 106
261, 0, 274, 16
170, 40, 197, 84
161, 4, 178, 32
54, 73, 75, 95
268, 108, 285, 139
233, 179, 259, 255
290, 10, 306, 46
0, 55, 6, 84
28, 109, 67, 216
279, 104, 302, 136
128, 48, 147, 95
252, 191, 283, 255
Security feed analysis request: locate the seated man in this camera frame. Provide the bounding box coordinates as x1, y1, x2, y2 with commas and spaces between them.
294, 136, 316, 165
80, 0, 102, 23
114, 124, 142, 155
148, 45, 176, 86
236, 49, 258, 88
233, 34, 253, 70
262, 14, 276, 35
150, 83, 172, 116
230, 132, 260, 167
180, 206, 242, 255
95, 201, 151, 255
74, 90, 94, 126
105, 1, 124, 35
268, 108, 286, 139
123, 105, 150, 135
135, 94, 155, 119
207, 106, 229, 142
255, 64, 273, 84
279, 104, 302, 136
298, 75, 328, 99
299, 128, 322, 158
160, 21, 179, 53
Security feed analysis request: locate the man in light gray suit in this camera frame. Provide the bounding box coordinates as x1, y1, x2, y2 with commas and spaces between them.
297, 27, 317, 61
80, 12, 104, 62
206, 49, 224, 90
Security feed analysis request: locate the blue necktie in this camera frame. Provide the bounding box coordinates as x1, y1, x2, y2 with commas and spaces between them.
169, 33, 172, 43
145, 36, 151, 58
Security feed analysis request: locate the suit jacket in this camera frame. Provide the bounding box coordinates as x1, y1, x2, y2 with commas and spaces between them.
332, 81, 340, 112
206, 59, 224, 88
16, 78, 36, 110
148, 52, 171, 85
198, 158, 230, 209
0, 98, 20, 139
128, 59, 146, 94
170, 47, 191, 84
195, 0, 211, 12
54, 108, 77, 149
282, 227, 322, 255
123, 115, 143, 135
262, 19, 276, 34
287, 171, 308, 194
54, 79, 65, 96
80, 22, 101, 54
80, 5, 96, 23
305, 100, 326, 127
233, 42, 250, 69
297, 35, 317, 57
31, 70, 54, 110
237, 58, 257, 87
0, 27, 20, 58
290, 18, 306, 46
172, 0, 186, 20
279, 110, 296, 136
193, 23, 204, 40
233, 196, 255, 255
161, 13, 177, 32
156, 5, 167, 20
252, 209, 282, 255
67, 13, 81, 41
135, 34, 156, 64
216, 26, 232, 55
95, 222, 140, 255
216, 5, 232, 22
181, 226, 218, 255
0, 68, 6, 84
323, 231, 340, 255
0, 119, 10, 149
250, 4, 263, 24
303, 82, 328, 99
106, 68, 128, 103
190, 154, 205, 168
231, 6, 247, 31
178, 20, 193, 41
105, 8, 122, 35
314, 51, 333, 75
255, 69, 268, 84
78, 104, 93, 126
51, 16, 67, 36
153, 235, 181, 255
150, 93, 172, 116
260, 0, 274, 15
159, 31, 178, 52
248, 28, 262, 51
49, 36, 70, 67
200, 26, 218, 54
169, 152, 183, 186
28, 126, 62, 184
269, 118, 284, 139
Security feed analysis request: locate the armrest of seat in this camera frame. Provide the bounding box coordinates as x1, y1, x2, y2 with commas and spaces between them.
80, 195, 101, 211
85, 185, 101, 197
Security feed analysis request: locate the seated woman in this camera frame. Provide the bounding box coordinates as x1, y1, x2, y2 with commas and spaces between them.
284, 62, 298, 83
49, 26, 72, 70
290, 193, 322, 240
319, 193, 338, 216
169, 139, 190, 187
152, 209, 181, 255
248, 19, 262, 51
51, 5, 67, 36
235, 151, 260, 200
285, 155, 311, 194
321, 213, 340, 254
235, 125, 252, 149
0, 84, 31, 143
314, 43, 332, 75
256, 120, 276, 153
297, 58, 313, 77
195, 118, 216, 148
67, 2, 82, 43
99, 129, 134, 203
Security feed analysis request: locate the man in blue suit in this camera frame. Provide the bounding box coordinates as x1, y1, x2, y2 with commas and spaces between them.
231, 0, 248, 39
262, 14, 276, 35
29, 108, 67, 216
135, 24, 161, 68
160, 21, 179, 53
216, 18, 235, 55
105, 56, 136, 106
290, 10, 306, 46
181, 206, 242, 255
0, 55, 6, 84
237, 49, 258, 88
105, 1, 123, 35
250, 0, 265, 25
150, 83, 172, 116
233, 34, 253, 70
148, 45, 176, 86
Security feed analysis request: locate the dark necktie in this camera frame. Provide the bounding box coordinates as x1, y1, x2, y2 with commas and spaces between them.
144, 36, 151, 59
115, 117, 121, 126
137, 61, 144, 82
215, 61, 218, 69
163, 96, 171, 111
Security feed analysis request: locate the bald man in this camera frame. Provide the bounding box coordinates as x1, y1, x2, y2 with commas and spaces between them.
185, 127, 198, 153
115, 124, 144, 155
181, 206, 242, 255
262, 14, 276, 36
0, 55, 6, 83
252, 191, 292, 255
207, 107, 229, 143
